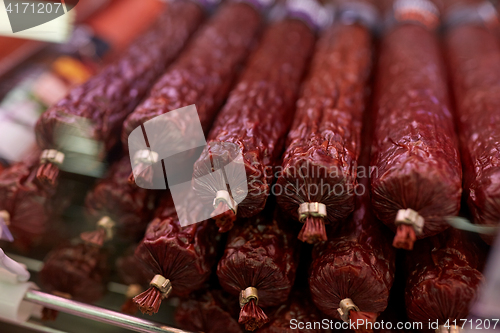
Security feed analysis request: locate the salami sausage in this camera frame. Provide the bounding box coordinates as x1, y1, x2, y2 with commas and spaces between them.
132, 193, 220, 315
276, 2, 375, 244
309, 216, 396, 332
175, 288, 242, 333
217, 210, 299, 331
443, 3, 500, 244
309, 57, 396, 331
39, 242, 109, 303
115, 245, 151, 314
80, 155, 157, 246
404, 228, 484, 330
370, 0, 462, 250
123, 1, 263, 184
192, 13, 316, 233
257, 291, 326, 333
0, 151, 71, 252
35, 0, 205, 186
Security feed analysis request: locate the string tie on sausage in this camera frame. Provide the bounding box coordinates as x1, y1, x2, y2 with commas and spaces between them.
40, 149, 65, 166
239, 286, 259, 308
393, 208, 423, 250
298, 202, 327, 221
212, 190, 238, 233
297, 202, 328, 243
393, 0, 440, 29
80, 216, 116, 247
133, 274, 172, 315
121, 284, 144, 315
338, 298, 360, 322
338, 298, 378, 333
37, 149, 65, 187
238, 287, 269, 331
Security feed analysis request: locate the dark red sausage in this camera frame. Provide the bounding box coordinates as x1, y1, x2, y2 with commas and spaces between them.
192, 18, 315, 233
309, 51, 396, 331
217, 211, 299, 331
132, 194, 220, 315
175, 289, 242, 333
444, 16, 500, 244
35, 1, 204, 186
257, 291, 326, 333
81, 155, 157, 246
405, 229, 484, 329
309, 213, 396, 332
0, 150, 71, 252
115, 245, 151, 314
370, 2, 462, 250
122, 2, 262, 184
276, 18, 373, 244
39, 242, 109, 303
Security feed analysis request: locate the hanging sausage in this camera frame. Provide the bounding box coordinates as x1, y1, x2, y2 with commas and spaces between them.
443, 0, 500, 244
191, 1, 319, 233
404, 229, 485, 332
123, 0, 264, 185
35, 0, 206, 186
370, 0, 462, 250
81, 155, 157, 246
132, 193, 220, 314
276, 0, 376, 243
217, 210, 299, 331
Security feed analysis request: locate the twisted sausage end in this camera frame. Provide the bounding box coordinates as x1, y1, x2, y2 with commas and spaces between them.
349, 310, 377, 333
238, 298, 269, 331
36, 162, 60, 188
80, 229, 107, 247
133, 286, 164, 315
393, 224, 417, 250
298, 216, 327, 244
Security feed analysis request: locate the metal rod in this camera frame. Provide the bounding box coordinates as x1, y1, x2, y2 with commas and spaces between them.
12, 320, 67, 333
24, 290, 192, 333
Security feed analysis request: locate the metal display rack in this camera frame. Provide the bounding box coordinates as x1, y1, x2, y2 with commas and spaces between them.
0, 254, 193, 333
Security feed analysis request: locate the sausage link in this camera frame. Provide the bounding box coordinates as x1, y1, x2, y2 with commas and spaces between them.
444, 21, 500, 244
405, 229, 485, 326
276, 21, 373, 243
370, 17, 462, 250
81, 156, 157, 246
309, 63, 396, 330
175, 289, 242, 333
0, 150, 71, 252
35, 1, 204, 185
257, 291, 326, 333
192, 18, 315, 232
39, 242, 109, 303
132, 193, 220, 315
217, 211, 299, 331
123, 2, 262, 186
122, 2, 262, 143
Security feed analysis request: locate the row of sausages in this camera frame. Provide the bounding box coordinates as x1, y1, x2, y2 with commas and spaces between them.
0, 0, 498, 331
